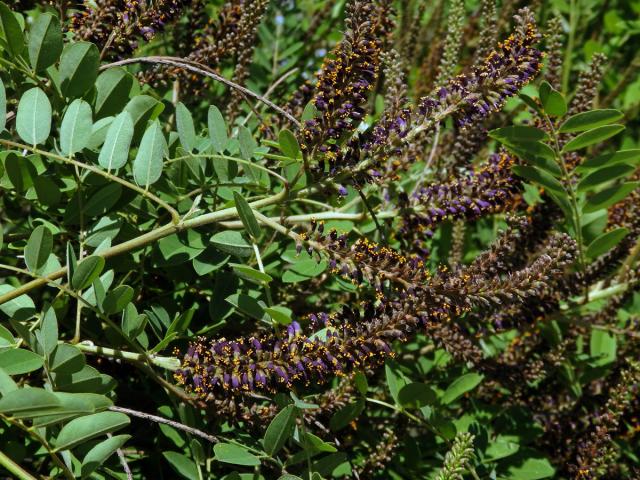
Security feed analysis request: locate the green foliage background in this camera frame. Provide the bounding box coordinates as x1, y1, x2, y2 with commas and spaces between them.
0, 0, 639, 479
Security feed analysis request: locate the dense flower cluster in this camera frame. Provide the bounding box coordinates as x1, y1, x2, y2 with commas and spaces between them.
402, 152, 518, 237
71, 0, 190, 58
176, 231, 576, 398
417, 10, 542, 129
300, 0, 393, 170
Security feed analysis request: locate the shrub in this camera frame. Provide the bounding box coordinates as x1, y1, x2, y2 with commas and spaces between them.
0, 1, 639, 479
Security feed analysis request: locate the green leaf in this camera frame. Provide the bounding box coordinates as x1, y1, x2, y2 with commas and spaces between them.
506, 141, 561, 177
211, 231, 252, 258
559, 109, 624, 133
28, 12, 62, 72
590, 329, 617, 365
208, 105, 227, 152
398, 383, 436, 409
264, 306, 292, 325
50, 343, 85, 374
95, 68, 134, 119
233, 192, 262, 239
60, 42, 100, 98
0, 2, 24, 57
0, 284, 35, 320
329, 398, 365, 431
214, 443, 261, 466
163, 451, 199, 479
103, 285, 134, 315
263, 404, 298, 456
489, 126, 548, 146
385, 360, 408, 404
506, 456, 555, 479
176, 102, 196, 152
539, 82, 566, 117
562, 125, 625, 153
0, 367, 17, 395
518, 93, 542, 114
98, 111, 134, 171
225, 293, 265, 321
0, 77, 5, 133
38, 305, 58, 357
238, 126, 257, 160
16, 87, 52, 145
60, 99, 93, 156
580, 149, 640, 170
54, 411, 130, 451
577, 163, 636, 192
133, 120, 166, 187
125, 95, 164, 140
587, 228, 629, 259
0, 349, 43, 375
512, 165, 565, 193
485, 440, 520, 462
583, 182, 639, 213
0, 387, 59, 414
72, 255, 105, 290
24, 224, 53, 273
81, 434, 130, 479
279, 129, 301, 159
441, 373, 483, 404
230, 263, 272, 284
0, 324, 14, 347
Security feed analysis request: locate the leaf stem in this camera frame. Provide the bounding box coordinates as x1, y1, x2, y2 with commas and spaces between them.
0, 190, 287, 306
0, 450, 37, 480
0, 139, 181, 224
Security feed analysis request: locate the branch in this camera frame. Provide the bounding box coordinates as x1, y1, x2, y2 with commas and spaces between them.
0, 139, 180, 224
109, 406, 219, 443
101, 56, 301, 129
0, 190, 287, 306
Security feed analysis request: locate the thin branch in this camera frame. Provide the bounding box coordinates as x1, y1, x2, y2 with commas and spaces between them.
0, 190, 287, 306
109, 406, 219, 443
357, 188, 387, 245
101, 56, 302, 128
0, 450, 37, 480
108, 433, 133, 480
0, 139, 180, 224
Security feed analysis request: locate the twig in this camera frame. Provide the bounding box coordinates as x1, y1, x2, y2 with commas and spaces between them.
101, 56, 301, 128
0, 139, 180, 224
109, 406, 219, 443
108, 433, 133, 480
0, 190, 287, 306
357, 188, 387, 245
0, 450, 37, 480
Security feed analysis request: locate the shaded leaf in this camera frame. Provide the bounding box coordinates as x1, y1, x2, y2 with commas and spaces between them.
71, 255, 105, 290
263, 404, 297, 456
441, 373, 483, 404
60, 42, 100, 98
583, 182, 639, 213
81, 434, 130, 479
28, 12, 62, 71
24, 224, 52, 273
233, 191, 262, 239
